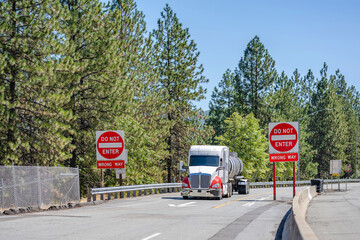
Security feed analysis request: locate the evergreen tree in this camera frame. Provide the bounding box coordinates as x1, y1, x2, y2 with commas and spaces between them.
235, 36, 278, 127
308, 63, 348, 177
152, 4, 208, 182
207, 36, 277, 137
107, 0, 169, 185
0, 0, 72, 165
207, 69, 237, 139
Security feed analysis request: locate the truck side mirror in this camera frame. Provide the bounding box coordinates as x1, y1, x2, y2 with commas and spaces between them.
216, 166, 225, 171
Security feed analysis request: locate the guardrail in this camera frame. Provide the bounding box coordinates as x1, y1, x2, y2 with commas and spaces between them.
89, 179, 360, 202
90, 183, 181, 202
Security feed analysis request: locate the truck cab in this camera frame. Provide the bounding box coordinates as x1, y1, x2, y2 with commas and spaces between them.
181, 145, 231, 200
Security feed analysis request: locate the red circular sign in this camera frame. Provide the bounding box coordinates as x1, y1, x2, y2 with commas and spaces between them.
270, 123, 298, 152
97, 131, 124, 159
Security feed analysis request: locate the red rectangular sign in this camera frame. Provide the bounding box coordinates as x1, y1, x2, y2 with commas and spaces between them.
269, 153, 298, 162
97, 160, 125, 169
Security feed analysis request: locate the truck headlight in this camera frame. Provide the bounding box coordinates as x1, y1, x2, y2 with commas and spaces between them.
182, 182, 189, 188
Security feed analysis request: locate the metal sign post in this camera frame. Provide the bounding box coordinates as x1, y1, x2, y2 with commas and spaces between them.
273, 163, 276, 200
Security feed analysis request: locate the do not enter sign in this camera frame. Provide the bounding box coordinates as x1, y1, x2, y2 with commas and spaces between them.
270, 123, 298, 152
96, 130, 125, 160
269, 122, 299, 162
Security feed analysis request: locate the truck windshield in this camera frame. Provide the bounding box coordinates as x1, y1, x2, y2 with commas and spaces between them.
189, 155, 219, 167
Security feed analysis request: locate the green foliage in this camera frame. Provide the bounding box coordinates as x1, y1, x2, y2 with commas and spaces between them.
216, 113, 268, 181
0, 0, 73, 166
1, 0, 359, 195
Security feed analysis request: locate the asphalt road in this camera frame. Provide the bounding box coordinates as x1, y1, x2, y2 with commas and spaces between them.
0, 187, 303, 240
307, 183, 360, 240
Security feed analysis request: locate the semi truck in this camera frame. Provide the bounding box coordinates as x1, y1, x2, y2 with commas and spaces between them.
181, 145, 249, 200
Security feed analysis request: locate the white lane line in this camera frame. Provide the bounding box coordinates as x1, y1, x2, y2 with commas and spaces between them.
99, 200, 164, 209
142, 233, 161, 240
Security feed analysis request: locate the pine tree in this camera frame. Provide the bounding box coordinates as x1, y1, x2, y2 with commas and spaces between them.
308, 63, 348, 177
235, 36, 278, 127
207, 36, 277, 137
207, 69, 237, 139
107, 0, 169, 185
152, 4, 208, 182
0, 0, 72, 165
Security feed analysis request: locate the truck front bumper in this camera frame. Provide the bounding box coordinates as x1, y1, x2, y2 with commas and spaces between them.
181, 188, 221, 198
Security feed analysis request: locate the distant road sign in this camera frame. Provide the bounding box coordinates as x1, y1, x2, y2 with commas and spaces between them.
346, 164, 351, 173
330, 160, 341, 176
269, 122, 299, 162
96, 130, 125, 160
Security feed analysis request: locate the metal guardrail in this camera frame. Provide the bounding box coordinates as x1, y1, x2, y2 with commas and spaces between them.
89, 179, 360, 202
90, 183, 181, 202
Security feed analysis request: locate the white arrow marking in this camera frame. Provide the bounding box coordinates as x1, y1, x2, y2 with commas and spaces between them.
257, 196, 271, 201
243, 202, 255, 207
168, 202, 196, 208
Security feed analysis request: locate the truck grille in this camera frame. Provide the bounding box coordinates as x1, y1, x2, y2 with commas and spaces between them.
190, 173, 211, 189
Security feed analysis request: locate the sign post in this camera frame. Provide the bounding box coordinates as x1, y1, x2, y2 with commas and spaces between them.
269, 122, 299, 199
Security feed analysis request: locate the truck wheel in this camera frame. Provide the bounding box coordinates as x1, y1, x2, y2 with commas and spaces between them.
228, 184, 232, 198
183, 196, 189, 199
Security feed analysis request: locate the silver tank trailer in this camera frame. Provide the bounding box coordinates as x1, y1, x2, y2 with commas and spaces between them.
228, 152, 243, 180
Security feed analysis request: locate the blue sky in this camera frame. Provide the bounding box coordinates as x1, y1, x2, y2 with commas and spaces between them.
133, 0, 360, 110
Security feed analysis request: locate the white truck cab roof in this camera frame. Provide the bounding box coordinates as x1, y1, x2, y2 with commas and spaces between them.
189, 145, 228, 157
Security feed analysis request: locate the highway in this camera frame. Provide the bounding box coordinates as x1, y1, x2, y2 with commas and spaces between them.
0, 187, 305, 240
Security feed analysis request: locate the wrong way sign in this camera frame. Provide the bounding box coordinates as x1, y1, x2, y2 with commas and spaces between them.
269, 122, 299, 162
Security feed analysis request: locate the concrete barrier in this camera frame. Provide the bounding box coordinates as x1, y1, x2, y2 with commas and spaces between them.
282, 186, 318, 240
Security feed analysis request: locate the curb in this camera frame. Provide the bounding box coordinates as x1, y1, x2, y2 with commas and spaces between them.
282, 186, 318, 240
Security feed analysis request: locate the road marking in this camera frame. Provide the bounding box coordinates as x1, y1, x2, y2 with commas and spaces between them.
142, 233, 161, 240
242, 196, 271, 206
98, 200, 164, 209
214, 192, 273, 209
257, 196, 271, 201
168, 202, 196, 208
242, 202, 255, 207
